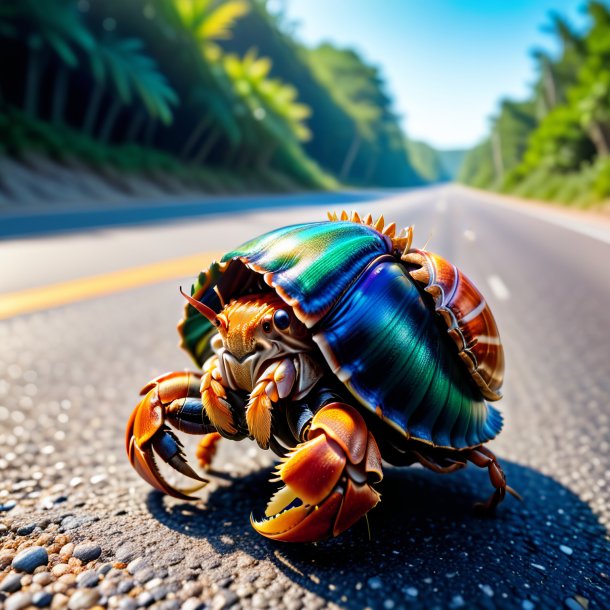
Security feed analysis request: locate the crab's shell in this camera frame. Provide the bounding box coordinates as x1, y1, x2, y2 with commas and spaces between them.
178, 221, 505, 450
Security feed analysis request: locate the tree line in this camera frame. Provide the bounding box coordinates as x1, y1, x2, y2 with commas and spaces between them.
0, 0, 451, 191
460, 1, 610, 207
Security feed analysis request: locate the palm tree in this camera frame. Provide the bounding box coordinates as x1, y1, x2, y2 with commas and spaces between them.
0, 0, 94, 119
82, 35, 179, 143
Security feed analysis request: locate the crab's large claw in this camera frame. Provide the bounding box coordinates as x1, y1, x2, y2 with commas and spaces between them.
126, 371, 209, 500
252, 403, 383, 542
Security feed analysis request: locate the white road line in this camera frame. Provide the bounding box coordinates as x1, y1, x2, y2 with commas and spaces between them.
488, 275, 510, 301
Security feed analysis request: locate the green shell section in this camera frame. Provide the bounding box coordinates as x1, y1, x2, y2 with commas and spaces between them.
221, 221, 392, 326
313, 257, 503, 449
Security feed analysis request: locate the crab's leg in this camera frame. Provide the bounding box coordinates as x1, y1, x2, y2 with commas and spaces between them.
251, 403, 383, 542
126, 371, 218, 499
196, 432, 223, 470
246, 358, 296, 448
201, 355, 238, 436
465, 445, 522, 514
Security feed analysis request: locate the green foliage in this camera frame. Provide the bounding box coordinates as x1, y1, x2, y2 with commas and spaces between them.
460, 1, 610, 207
405, 139, 452, 183
90, 36, 179, 124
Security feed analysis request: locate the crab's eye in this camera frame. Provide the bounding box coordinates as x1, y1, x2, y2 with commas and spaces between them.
262, 319, 272, 333
273, 309, 290, 330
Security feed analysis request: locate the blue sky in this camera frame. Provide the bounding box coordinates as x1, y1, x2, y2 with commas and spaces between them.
285, 0, 589, 150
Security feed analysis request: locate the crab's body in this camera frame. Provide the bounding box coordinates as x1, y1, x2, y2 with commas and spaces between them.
126, 212, 518, 543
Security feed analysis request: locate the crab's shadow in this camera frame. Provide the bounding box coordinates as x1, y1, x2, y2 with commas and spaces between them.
147, 461, 609, 608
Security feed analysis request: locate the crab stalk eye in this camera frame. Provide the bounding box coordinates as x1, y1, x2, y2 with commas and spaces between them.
273, 309, 290, 330
262, 318, 272, 333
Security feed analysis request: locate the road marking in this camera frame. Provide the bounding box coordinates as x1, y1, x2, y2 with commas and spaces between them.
0, 251, 224, 320
487, 275, 510, 301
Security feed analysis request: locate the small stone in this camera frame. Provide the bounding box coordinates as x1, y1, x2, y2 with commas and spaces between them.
0, 573, 23, 593
0, 553, 15, 570
531, 563, 546, 572
0, 500, 17, 511
134, 567, 155, 584
33, 572, 53, 586
97, 563, 113, 576
51, 593, 68, 609
181, 598, 205, 610
145, 578, 164, 590
5, 591, 32, 610
522, 601, 535, 610
211, 590, 238, 610
117, 580, 135, 594
32, 591, 54, 607
403, 586, 418, 598
136, 591, 154, 606
115, 545, 137, 563
127, 557, 148, 575
12, 547, 48, 573
367, 577, 383, 590
118, 599, 137, 610
16, 523, 37, 536
60, 543, 75, 559
559, 545, 573, 556
76, 570, 99, 588
51, 564, 71, 577
450, 595, 465, 608
68, 588, 100, 609
72, 544, 101, 563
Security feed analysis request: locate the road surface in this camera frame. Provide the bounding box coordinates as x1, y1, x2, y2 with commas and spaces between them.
1, 185, 609, 609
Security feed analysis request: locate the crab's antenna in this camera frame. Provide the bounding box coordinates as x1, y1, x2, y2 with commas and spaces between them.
179, 287, 219, 325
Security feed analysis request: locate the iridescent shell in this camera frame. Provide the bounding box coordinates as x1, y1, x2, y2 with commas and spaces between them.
178, 217, 505, 450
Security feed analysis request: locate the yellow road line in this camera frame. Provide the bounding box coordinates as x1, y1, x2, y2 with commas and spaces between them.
0, 251, 224, 320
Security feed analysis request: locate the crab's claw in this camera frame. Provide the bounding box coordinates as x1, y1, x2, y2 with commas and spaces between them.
126, 371, 209, 500
252, 403, 383, 542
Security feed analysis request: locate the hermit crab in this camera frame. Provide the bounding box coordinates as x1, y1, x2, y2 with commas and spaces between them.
126, 211, 519, 542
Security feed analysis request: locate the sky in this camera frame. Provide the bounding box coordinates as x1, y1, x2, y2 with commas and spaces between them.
284, 0, 589, 150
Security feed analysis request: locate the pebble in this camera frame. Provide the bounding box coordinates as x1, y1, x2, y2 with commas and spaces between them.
115, 545, 137, 563
12, 547, 48, 573
16, 523, 37, 536
73, 543, 101, 563
67, 588, 100, 609
5, 591, 32, 610
76, 570, 99, 588
136, 591, 154, 606
0, 573, 23, 593
117, 580, 135, 594
450, 595, 465, 608
211, 589, 238, 610
181, 598, 206, 610
134, 567, 155, 584
97, 563, 113, 576
127, 557, 149, 575
51, 564, 71, 577
559, 545, 574, 556
0, 500, 17, 511
32, 591, 54, 607
403, 587, 418, 598
522, 601, 535, 610
59, 543, 75, 559
367, 576, 383, 590
33, 572, 53, 586
118, 599, 137, 610
564, 599, 586, 610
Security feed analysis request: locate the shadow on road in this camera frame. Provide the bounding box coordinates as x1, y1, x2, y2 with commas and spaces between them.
147, 461, 609, 608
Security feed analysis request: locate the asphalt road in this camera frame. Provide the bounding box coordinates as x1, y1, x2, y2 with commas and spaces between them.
1, 185, 609, 610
